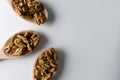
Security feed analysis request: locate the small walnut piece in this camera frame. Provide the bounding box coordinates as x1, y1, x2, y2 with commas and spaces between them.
34, 12, 46, 25
3, 31, 40, 56
12, 0, 47, 25
33, 48, 58, 80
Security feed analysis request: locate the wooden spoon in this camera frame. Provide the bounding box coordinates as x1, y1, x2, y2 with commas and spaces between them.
33, 48, 58, 80
7, 0, 48, 23
0, 30, 40, 60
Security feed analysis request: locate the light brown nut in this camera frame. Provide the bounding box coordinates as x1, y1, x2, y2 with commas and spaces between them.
19, 2, 23, 6
34, 12, 46, 25
17, 34, 29, 44
24, 32, 29, 37
33, 37, 39, 47
3, 31, 40, 56
49, 68, 56, 73
27, 44, 32, 51
33, 48, 58, 80
4, 46, 11, 53
14, 38, 26, 47
50, 62, 56, 68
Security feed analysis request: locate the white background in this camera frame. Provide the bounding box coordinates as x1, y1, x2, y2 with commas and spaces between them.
0, 0, 120, 80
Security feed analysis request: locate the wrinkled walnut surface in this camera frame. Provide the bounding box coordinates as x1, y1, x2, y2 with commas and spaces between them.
12, 0, 46, 25
3, 30, 40, 56
33, 48, 58, 80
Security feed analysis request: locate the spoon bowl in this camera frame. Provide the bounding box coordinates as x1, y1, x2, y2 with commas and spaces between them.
0, 30, 40, 60
7, 0, 48, 23
33, 48, 58, 80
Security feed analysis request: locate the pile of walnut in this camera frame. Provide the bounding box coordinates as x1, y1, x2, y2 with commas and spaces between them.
3, 31, 40, 56
33, 48, 58, 80
12, 0, 46, 25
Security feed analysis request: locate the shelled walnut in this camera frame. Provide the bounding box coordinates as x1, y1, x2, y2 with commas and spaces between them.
12, 0, 47, 25
33, 48, 58, 80
34, 12, 46, 25
3, 31, 40, 56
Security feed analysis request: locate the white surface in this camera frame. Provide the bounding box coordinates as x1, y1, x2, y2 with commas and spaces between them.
0, 0, 120, 80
